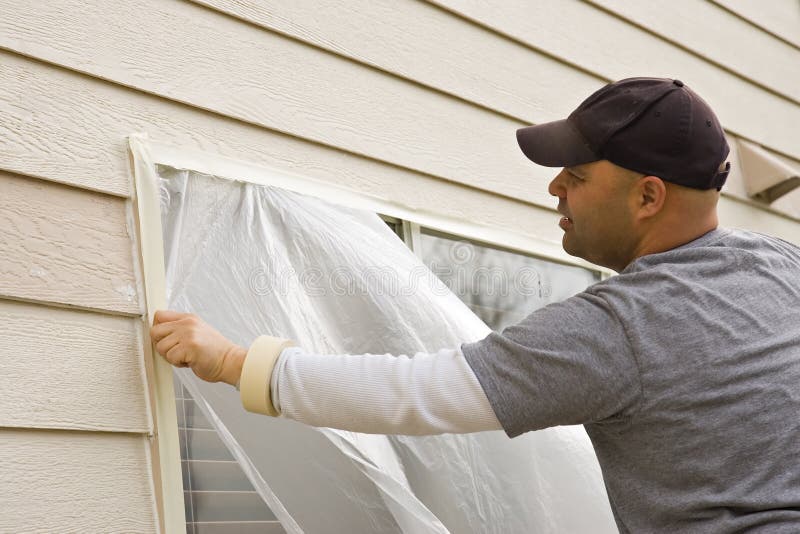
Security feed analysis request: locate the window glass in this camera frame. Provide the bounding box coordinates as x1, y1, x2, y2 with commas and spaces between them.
419, 228, 601, 331
380, 215, 404, 240
174, 373, 284, 533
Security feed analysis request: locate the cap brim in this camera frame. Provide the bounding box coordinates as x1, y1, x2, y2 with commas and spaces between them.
516, 119, 598, 167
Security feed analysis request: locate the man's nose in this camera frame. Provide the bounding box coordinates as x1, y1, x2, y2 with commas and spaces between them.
548, 172, 566, 198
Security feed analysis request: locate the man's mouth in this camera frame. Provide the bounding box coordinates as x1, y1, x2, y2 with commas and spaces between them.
559, 216, 573, 230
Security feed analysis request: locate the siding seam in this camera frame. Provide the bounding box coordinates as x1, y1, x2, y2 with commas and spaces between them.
707, 0, 800, 52
581, 0, 800, 106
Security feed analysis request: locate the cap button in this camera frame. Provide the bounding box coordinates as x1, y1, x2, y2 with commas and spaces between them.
673, 79, 684, 87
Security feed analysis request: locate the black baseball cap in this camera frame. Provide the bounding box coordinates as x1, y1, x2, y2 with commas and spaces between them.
516, 77, 730, 190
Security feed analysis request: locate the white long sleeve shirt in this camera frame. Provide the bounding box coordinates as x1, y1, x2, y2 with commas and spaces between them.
238, 336, 501, 435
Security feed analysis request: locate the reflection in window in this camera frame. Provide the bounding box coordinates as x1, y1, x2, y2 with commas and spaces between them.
419, 229, 601, 332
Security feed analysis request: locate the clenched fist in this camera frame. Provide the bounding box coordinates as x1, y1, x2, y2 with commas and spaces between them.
149, 310, 246, 386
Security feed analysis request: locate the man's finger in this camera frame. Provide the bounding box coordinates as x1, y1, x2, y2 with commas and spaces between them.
150, 321, 175, 343
153, 309, 190, 325
156, 332, 181, 358
164, 343, 187, 367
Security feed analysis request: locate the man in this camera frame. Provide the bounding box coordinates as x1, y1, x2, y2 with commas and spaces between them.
151, 78, 800, 532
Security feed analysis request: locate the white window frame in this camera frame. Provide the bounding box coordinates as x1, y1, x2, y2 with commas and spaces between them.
128, 133, 610, 529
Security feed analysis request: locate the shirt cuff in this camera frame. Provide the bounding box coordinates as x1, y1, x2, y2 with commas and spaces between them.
239, 335, 295, 416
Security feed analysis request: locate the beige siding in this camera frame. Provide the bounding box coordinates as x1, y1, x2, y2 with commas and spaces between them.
0, 299, 151, 432
0, 166, 160, 524
0, 51, 562, 244
0, 429, 158, 533
4, 0, 798, 213
429, 0, 800, 163
719, 196, 800, 244
2, 0, 799, 216
712, 0, 800, 49
588, 0, 800, 104
0, 0, 551, 207
0, 63, 131, 197
192, 0, 604, 123
0, 170, 140, 314
200, 0, 797, 218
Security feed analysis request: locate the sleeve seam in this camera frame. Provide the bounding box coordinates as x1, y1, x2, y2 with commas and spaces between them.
462, 341, 522, 438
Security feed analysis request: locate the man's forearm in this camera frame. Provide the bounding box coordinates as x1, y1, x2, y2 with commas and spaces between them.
241, 343, 502, 436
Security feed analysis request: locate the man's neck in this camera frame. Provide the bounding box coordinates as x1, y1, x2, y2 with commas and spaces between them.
626, 218, 719, 269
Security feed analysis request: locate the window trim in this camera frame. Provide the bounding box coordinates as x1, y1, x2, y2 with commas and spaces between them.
128, 135, 186, 534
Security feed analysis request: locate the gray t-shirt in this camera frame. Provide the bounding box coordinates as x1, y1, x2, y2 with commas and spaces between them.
462, 227, 800, 533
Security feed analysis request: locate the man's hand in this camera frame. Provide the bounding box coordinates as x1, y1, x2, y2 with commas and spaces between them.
149, 310, 246, 386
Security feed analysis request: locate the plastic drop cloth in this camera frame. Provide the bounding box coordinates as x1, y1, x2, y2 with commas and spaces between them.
157, 165, 617, 533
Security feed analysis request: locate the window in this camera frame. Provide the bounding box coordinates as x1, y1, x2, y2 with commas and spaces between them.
131, 134, 607, 532
379, 214, 404, 240
173, 213, 600, 532
378, 217, 602, 331
175, 376, 285, 534
417, 228, 600, 331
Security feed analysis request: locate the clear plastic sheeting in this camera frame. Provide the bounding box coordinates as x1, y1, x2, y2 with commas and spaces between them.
157, 165, 617, 533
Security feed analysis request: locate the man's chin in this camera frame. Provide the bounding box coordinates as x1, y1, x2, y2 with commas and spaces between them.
562, 237, 615, 271
562, 236, 592, 263
561, 235, 580, 257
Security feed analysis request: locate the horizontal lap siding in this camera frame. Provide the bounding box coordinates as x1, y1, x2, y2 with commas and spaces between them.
0, 169, 159, 523
712, 0, 800, 49
718, 196, 800, 245
587, 0, 800, 104
0, 170, 140, 313
428, 0, 800, 164
0, 61, 132, 197
0, 51, 566, 247
2, 0, 798, 218
191, 0, 604, 124
0, 0, 553, 208
0, 299, 151, 432
193, 0, 800, 218
0, 429, 158, 533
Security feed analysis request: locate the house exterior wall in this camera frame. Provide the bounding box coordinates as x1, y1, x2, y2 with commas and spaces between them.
0, 0, 798, 531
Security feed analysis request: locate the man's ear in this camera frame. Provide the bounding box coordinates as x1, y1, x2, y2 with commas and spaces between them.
637, 176, 667, 218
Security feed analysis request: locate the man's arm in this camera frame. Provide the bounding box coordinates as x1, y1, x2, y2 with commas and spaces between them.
267, 345, 501, 435
150, 310, 502, 435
